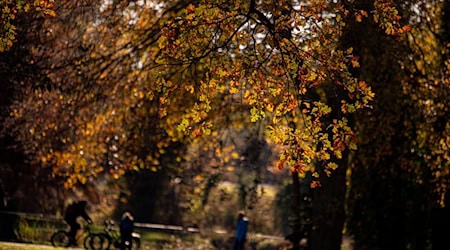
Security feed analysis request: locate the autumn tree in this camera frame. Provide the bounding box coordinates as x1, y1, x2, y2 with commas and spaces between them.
155, 1, 375, 249
1, 0, 256, 222
2, 0, 436, 249
3, 0, 372, 246
344, 0, 449, 249
0, 0, 70, 215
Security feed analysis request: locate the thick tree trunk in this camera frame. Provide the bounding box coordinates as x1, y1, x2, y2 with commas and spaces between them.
310, 149, 347, 250
344, 0, 444, 249
307, 61, 350, 249
287, 172, 302, 250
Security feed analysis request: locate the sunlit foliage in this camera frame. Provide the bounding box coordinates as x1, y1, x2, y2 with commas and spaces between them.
0, 0, 55, 52
1, 0, 376, 188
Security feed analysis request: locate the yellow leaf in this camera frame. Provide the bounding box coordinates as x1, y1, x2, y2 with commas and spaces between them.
99, 71, 108, 79
358, 81, 367, 88
186, 4, 196, 13
194, 175, 203, 182
351, 59, 360, 68
229, 87, 239, 94
335, 150, 342, 159
185, 85, 195, 94
327, 162, 338, 170
266, 103, 274, 112
306, 72, 317, 81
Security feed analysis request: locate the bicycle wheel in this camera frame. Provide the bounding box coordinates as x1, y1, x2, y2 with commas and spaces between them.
51, 230, 71, 247
83, 234, 95, 250
84, 233, 107, 250
97, 232, 112, 250
131, 236, 140, 250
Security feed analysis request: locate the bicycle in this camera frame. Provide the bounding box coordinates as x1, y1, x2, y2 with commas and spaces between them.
50, 223, 104, 249
96, 219, 141, 250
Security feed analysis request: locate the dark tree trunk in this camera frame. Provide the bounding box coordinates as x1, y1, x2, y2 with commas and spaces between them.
343, 0, 442, 249
310, 160, 347, 250
287, 171, 302, 250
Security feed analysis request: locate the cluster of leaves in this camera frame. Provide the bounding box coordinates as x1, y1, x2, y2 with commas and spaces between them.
401, 0, 450, 199
3, 0, 442, 195
0, 0, 55, 52
373, 0, 411, 35
157, 0, 375, 187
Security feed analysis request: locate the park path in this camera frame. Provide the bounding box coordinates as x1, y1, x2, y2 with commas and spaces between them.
0, 241, 84, 250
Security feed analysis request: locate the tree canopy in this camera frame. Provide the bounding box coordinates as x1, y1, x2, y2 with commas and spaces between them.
2, 0, 380, 187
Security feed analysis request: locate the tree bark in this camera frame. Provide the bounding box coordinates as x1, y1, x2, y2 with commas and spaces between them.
310, 158, 347, 250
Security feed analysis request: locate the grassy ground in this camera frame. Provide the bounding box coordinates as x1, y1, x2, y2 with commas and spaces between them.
0, 236, 350, 250
3, 215, 348, 250
0, 233, 287, 250
0, 241, 81, 250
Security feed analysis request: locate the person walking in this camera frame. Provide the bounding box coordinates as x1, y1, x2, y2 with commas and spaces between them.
233, 212, 248, 250
120, 210, 134, 250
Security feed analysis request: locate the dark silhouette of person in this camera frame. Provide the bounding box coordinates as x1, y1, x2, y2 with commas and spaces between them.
63, 200, 92, 245
233, 212, 248, 250
119, 210, 134, 250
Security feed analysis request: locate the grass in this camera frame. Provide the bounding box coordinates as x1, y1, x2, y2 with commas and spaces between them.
2, 220, 207, 249
0, 241, 81, 250
5, 213, 304, 250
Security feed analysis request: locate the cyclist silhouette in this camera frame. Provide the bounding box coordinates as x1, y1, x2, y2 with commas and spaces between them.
64, 200, 92, 245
